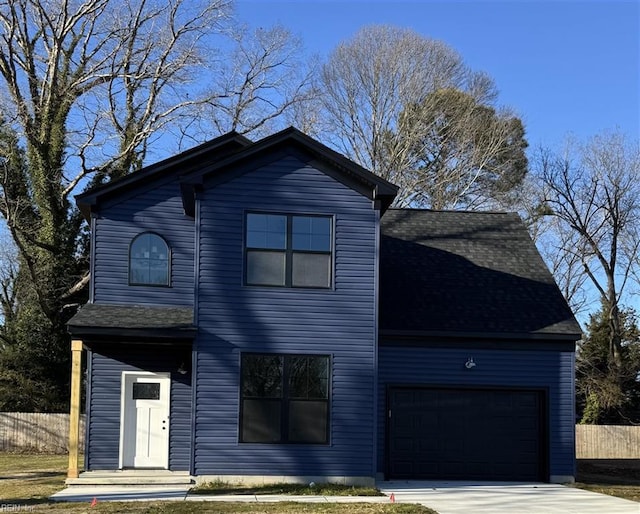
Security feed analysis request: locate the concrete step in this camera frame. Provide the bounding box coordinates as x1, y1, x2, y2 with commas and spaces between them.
66, 470, 194, 486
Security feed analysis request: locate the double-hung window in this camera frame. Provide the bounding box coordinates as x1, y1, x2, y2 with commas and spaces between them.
240, 354, 330, 444
245, 213, 332, 288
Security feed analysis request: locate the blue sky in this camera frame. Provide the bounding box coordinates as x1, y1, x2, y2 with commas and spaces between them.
235, 0, 640, 151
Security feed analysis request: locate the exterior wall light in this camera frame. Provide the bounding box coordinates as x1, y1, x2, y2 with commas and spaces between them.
465, 357, 476, 369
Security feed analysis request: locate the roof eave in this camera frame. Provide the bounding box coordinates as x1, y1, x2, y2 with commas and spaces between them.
67, 325, 197, 341
75, 132, 252, 220
379, 329, 582, 342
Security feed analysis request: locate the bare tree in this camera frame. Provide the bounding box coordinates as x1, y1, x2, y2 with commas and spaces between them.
201, 24, 317, 138
534, 214, 590, 314
0, 0, 232, 308
0, 0, 233, 409
82, 0, 232, 179
536, 132, 640, 369
319, 24, 527, 208
0, 1, 320, 410
518, 174, 590, 315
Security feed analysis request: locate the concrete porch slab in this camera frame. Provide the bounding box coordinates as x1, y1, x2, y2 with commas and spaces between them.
65, 470, 193, 486
51, 485, 190, 502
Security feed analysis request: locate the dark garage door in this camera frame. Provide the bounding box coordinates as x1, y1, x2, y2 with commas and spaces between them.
388, 387, 544, 481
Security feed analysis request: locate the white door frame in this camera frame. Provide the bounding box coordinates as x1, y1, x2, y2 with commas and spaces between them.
118, 371, 171, 469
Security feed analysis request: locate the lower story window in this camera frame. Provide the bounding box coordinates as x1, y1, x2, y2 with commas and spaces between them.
240, 353, 330, 444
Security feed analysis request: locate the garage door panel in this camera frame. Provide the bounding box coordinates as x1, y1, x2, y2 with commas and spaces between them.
392, 438, 414, 452
417, 438, 437, 453
390, 461, 414, 476
441, 439, 465, 455
388, 387, 544, 481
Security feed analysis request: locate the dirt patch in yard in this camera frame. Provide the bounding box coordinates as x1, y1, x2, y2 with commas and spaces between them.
577, 459, 640, 485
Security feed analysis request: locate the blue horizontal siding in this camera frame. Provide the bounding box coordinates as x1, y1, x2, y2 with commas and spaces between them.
86, 346, 192, 471
93, 179, 194, 306
377, 345, 575, 479
194, 154, 377, 478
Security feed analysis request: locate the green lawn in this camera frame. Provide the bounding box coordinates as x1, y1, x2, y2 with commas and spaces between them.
0, 453, 434, 513
192, 480, 384, 496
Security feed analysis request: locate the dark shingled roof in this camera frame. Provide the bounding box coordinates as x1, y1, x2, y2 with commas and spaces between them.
380, 209, 582, 340
69, 210, 580, 343
68, 304, 195, 339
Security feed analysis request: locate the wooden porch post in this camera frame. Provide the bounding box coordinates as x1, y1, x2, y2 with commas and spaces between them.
68, 339, 83, 479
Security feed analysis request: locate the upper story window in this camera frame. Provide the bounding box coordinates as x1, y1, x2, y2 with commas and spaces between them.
129, 233, 170, 286
245, 213, 332, 288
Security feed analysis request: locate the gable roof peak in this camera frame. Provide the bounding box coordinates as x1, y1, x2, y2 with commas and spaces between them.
75, 127, 399, 218
180, 127, 398, 214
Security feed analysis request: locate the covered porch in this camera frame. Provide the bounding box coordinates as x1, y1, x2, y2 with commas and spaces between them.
66, 303, 196, 480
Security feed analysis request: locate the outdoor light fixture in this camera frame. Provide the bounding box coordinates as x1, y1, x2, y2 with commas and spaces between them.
177, 361, 188, 375
465, 357, 476, 369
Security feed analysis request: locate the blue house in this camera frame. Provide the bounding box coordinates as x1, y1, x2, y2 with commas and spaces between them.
66, 128, 581, 485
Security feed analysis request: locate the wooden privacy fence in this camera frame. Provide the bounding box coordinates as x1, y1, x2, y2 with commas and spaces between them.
0, 415, 638, 457
576, 424, 640, 459
0, 412, 85, 453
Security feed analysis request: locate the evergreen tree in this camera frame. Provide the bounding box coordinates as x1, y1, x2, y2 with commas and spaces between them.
577, 303, 640, 424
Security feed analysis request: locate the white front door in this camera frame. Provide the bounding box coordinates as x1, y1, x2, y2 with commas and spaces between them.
120, 372, 170, 469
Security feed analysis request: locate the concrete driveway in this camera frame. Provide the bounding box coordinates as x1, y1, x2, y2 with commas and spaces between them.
377, 481, 640, 514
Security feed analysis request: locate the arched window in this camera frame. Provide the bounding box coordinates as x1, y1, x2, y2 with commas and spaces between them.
129, 233, 170, 286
